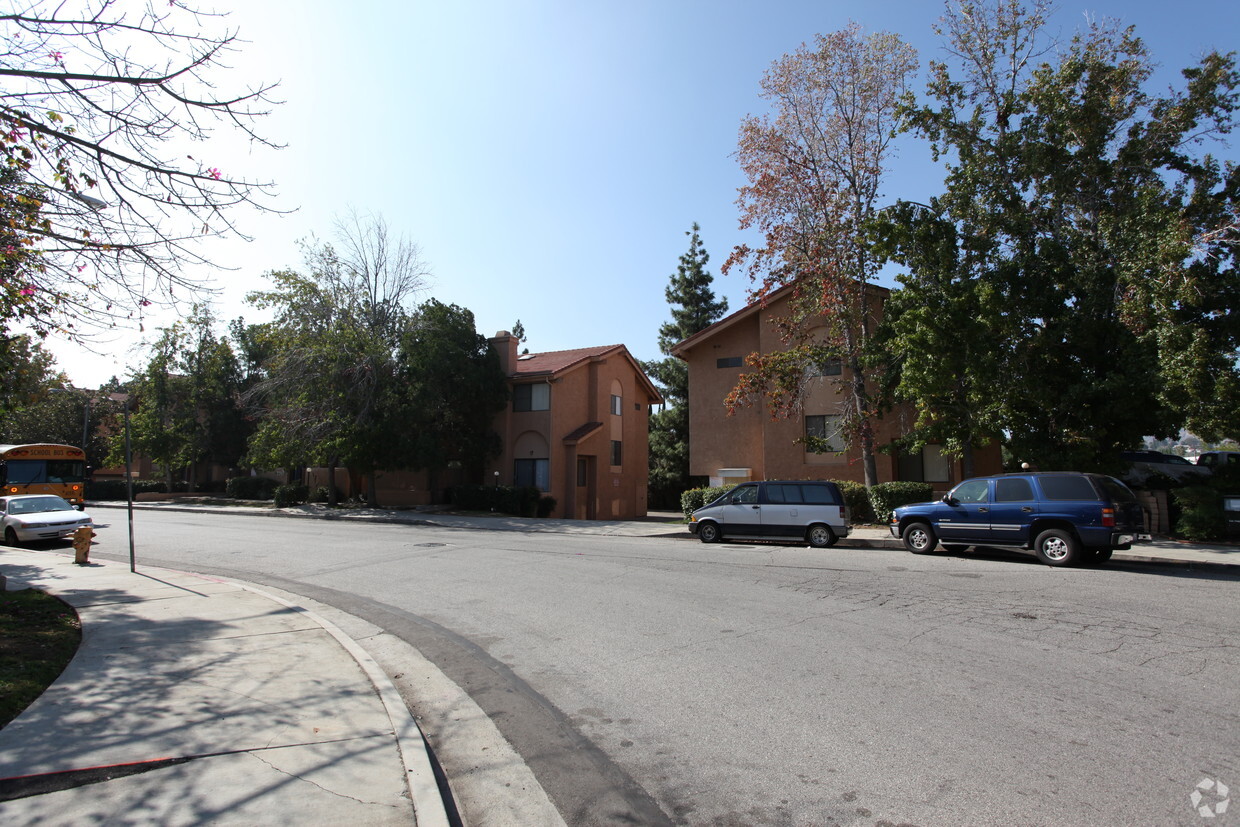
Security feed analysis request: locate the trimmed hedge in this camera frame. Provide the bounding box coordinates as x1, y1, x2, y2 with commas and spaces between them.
273, 483, 309, 508
84, 479, 172, 500
450, 484, 546, 517
868, 481, 934, 523
833, 479, 875, 524
225, 476, 279, 501
680, 486, 731, 518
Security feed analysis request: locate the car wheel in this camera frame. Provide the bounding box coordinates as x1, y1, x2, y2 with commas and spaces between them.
697, 522, 722, 544
942, 544, 969, 553
4, 526, 19, 547
806, 524, 836, 548
1087, 547, 1113, 564
1034, 528, 1080, 566
902, 522, 937, 554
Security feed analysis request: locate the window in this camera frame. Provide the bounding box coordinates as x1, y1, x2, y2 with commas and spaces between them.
514, 458, 549, 491
1039, 475, 1098, 501
716, 356, 743, 368
805, 414, 845, 452
731, 484, 758, 504
610, 394, 622, 416
610, 440, 622, 467
810, 357, 842, 376
952, 479, 990, 503
513, 383, 550, 412
995, 477, 1034, 502
898, 445, 951, 483
799, 484, 837, 505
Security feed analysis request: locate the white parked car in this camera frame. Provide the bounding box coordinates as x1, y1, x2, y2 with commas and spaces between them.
1, 495, 93, 546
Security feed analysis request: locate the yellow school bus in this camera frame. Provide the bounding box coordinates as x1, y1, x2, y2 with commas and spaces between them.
0, 443, 88, 505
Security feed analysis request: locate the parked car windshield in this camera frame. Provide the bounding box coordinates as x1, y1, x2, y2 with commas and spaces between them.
7, 496, 73, 514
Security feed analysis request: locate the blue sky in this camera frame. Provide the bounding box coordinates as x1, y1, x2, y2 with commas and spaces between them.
47, 0, 1240, 386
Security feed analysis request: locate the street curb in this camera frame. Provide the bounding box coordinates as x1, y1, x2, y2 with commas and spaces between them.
233, 582, 453, 827
3, 550, 453, 827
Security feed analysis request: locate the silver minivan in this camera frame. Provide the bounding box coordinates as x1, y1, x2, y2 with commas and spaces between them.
688, 480, 851, 547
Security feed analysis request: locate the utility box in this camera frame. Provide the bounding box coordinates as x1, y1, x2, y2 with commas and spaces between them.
1225, 495, 1240, 538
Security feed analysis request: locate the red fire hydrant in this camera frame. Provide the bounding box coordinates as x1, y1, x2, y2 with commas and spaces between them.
72, 525, 95, 565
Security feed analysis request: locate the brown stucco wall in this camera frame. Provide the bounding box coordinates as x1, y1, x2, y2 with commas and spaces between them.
487, 336, 659, 520
677, 289, 1003, 492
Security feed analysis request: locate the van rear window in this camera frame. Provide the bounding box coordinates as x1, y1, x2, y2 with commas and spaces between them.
798, 484, 837, 505
1038, 475, 1098, 501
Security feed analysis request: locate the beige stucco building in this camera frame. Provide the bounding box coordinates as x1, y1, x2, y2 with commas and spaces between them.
671, 284, 1001, 492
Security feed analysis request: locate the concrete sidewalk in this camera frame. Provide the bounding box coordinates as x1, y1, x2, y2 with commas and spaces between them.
0, 549, 450, 827
91, 499, 1240, 571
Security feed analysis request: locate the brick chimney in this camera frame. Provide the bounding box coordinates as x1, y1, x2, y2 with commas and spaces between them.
489, 330, 519, 376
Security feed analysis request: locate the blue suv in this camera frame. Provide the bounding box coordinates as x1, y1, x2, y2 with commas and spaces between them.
889, 472, 1148, 567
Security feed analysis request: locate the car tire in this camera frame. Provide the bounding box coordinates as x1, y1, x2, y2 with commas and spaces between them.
902, 522, 937, 554
1034, 528, 1080, 566
697, 521, 722, 544
942, 543, 969, 553
1087, 547, 1113, 564
4, 526, 19, 547
806, 524, 836, 548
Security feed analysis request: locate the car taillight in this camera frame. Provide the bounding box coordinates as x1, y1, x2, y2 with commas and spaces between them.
1102, 507, 1115, 527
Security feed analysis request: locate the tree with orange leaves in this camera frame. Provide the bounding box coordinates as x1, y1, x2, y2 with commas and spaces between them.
725, 23, 917, 487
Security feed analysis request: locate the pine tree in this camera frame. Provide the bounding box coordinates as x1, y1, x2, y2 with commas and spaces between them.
646, 223, 728, 508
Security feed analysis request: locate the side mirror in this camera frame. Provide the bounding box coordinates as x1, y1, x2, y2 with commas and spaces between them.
941, 494, 957, 506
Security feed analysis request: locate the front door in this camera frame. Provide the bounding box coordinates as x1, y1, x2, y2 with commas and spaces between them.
935, 478, 992, 543
720, 483, 762, 536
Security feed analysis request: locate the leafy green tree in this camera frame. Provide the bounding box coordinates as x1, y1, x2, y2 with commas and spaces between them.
0, 332, 60, 415
395, 299, 508, 498
122, 305, 247, 489
725, 24, 918, 486
244, 215, 429, 506
645, 223, 728, 507
882, 0, 1240, 470
0, 335, 118, 467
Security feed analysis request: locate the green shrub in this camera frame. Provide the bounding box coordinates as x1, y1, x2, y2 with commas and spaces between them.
680, 485, 730, 518
226, 476, 279, 500
1173, 485, 1227, 541
537, 495, 557, 518
449, 484, 544, 517
831, 479, 875, 524
308, 485, 342, 504
869, 481, 934, 523
85, 479, 173, 501
273, 483, 309, 508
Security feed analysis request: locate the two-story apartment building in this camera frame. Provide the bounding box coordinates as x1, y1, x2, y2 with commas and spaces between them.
486, 331, 663, 519
671, 284, 1001, 492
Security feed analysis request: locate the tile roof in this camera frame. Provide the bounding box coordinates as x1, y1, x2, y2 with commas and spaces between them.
562, 421, 603, 444
511, 344, 624, 377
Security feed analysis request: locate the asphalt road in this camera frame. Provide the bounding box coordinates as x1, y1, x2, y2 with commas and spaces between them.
85, 509, 1239, 826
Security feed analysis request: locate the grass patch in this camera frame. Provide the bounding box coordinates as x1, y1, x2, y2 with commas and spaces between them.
0, 589, 81, 729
